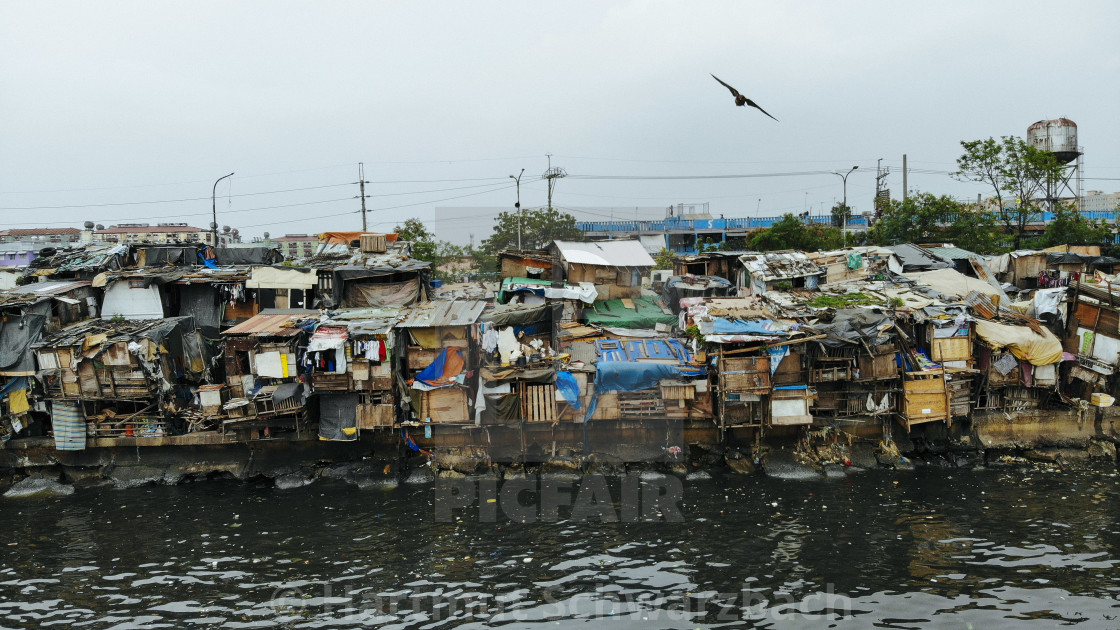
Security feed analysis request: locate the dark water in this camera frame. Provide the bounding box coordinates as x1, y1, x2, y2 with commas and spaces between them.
2, 466, 1119, 629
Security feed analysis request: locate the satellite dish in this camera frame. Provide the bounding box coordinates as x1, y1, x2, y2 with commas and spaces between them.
83, 221, 94, 229
263, 232, 270, 239
222, 225, 231, 233
95, 224, 105, 230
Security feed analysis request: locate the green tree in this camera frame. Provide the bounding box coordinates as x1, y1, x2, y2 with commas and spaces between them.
1042, 203, 1113, 248
481, 206, 583, 253
830, 202, 852, 228
943, 204, 1003, 254
394, 218, 439, 265
654, 248, 675, 270
954, 136, 1066, 249
868, 194, 943, 245
869, 192, 1003, 254
747, 214, 843, 252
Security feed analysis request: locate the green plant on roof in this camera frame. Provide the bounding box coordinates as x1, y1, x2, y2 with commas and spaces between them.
889, 297, 905, 308
775, 280, 793, 291
807, 292, 884, 309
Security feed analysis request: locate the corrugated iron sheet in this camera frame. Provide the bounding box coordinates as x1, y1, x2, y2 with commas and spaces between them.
221, 309, 317, 337
395, 300, 487, 328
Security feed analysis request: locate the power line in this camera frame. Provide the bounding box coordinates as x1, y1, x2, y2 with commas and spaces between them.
567, 170, 837, 181
0, 182, 353, 210
0, 197, 357, 227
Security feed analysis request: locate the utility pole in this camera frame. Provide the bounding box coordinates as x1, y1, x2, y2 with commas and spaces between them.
509, 168, 524, 249
358, 162, 369, 231
874, 158, 891, 218
543, 154, 566, 211
902, 154, 908, 202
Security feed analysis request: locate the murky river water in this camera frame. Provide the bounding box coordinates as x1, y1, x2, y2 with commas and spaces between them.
2, 465, 1119, 628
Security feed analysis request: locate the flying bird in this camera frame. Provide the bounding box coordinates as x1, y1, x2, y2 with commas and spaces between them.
710, 74, 779, 121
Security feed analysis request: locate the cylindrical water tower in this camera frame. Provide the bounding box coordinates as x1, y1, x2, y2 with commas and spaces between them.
1027, 118, 1082, 211
1027, 118, 1080, 163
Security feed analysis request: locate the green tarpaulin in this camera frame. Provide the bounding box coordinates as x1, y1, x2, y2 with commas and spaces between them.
583, 297, 676, 330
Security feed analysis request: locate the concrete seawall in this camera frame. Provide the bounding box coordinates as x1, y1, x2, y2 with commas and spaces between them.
3, 408, 1119, 493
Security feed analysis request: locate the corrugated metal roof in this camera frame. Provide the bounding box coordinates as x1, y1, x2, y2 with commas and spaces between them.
221, 308, 317, 337
552, 239, 655, 267
4, 279, 91, 296
739, 252, 823, 280
924, 245, 979, 261
395, 300, 487, 328
326, 307, 402, 335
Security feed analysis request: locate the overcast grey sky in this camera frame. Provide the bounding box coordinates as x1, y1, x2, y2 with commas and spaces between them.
2, 1, 1117, 245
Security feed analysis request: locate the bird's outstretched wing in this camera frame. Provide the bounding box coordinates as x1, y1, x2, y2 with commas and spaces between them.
710, 73, 741, 98
745, 99, 779, 122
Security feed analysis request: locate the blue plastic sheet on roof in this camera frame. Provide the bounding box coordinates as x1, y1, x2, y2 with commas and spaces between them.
595, 338, 691, 363
712, 318, 786, 335
583, 362, 683, 422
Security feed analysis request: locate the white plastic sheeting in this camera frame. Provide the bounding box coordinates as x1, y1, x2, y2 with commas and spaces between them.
100, 281, 163, 320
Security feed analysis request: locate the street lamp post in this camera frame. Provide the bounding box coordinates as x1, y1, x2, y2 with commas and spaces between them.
509, 169, 524, 249
211, 172, 235, 248
833, 165, 858, 210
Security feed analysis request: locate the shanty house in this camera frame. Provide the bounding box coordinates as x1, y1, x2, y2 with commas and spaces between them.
34, 316, 210, 438
549, 240, 654, 302
219, 309, 317, 437
311, 307, 402, 434
738, 252, 824, 296
396, 300, 487, 424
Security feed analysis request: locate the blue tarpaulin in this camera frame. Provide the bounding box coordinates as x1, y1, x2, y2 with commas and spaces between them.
712, 318, 787, 335
0, 377, 28, 398
556, 371, 582, 411
415, 347, 450, 386
583, 362, 684, 421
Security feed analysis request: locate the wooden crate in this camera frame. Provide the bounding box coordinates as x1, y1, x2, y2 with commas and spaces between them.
902, 370, 950, 429
524, 384, 557, 422
721, 356, 771, 393
360, 233, 387, 253
421, 387, 469, 423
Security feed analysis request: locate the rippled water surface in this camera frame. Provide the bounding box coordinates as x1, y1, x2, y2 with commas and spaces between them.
2, 466, 1119, 628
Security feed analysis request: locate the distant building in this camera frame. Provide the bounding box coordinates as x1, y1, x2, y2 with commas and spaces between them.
271, 234, 320, 259
0, 243, 37, 267
1080, 191, 1120, 213
574, 203, 868, 255
95, 223, 231, 246
0, 227, 82, 244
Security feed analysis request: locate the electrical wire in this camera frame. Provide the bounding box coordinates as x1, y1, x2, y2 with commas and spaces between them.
0, 182, 354, 210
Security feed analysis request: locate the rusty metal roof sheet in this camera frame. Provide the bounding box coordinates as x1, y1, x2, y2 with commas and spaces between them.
739, 252, 823, 280
395, 300, 487, 328
221, 308, 318, 337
